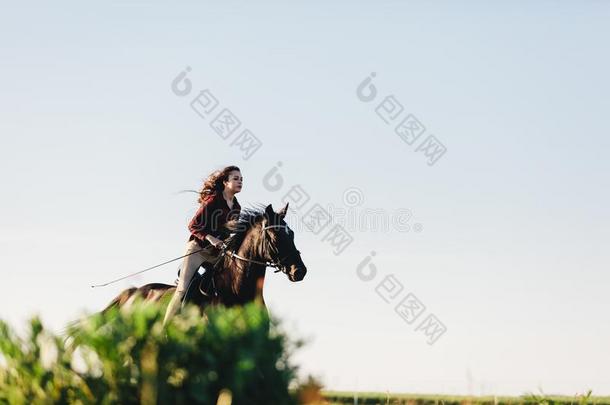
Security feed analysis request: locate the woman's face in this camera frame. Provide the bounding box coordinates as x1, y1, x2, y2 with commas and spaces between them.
223, 170, 243, 194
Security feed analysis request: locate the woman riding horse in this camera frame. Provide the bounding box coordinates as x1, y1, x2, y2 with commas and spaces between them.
103, 203, 307, 318
163, 165, 243, 326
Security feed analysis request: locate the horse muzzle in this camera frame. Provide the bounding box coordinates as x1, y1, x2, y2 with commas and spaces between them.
287, 265, 307, 282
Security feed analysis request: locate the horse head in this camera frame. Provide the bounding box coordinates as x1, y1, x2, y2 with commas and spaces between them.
261, 202, 307, 282
222, 202, 307, 283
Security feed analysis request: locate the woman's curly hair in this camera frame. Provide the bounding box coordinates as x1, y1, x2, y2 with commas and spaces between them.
198, 165, 241, 204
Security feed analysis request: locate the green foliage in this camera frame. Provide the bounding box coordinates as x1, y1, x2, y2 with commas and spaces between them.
0, 301, 301, 405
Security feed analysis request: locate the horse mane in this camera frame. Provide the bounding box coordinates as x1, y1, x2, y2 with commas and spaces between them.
222, 204, 268, 252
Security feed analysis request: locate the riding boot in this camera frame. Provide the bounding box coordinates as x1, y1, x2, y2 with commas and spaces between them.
200, 262, 216, 296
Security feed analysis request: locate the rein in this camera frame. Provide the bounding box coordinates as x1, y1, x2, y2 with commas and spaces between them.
90, 223, 296, 288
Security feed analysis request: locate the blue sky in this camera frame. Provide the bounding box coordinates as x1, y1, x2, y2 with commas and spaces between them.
1, 1, 609, 396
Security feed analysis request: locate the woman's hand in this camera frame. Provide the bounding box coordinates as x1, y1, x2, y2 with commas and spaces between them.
206, 235, 224, 249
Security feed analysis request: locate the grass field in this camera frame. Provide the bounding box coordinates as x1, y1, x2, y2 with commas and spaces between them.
321, 391, 610, 405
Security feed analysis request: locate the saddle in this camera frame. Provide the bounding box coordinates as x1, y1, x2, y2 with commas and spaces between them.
176, 261, 220, 302
177, 237, 233, 303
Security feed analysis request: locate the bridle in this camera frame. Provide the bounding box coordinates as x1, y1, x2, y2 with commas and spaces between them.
220, 223, 300, 275
194, 223, 300, 299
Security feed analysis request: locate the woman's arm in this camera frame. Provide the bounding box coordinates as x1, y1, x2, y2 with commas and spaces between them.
188, 194, 219, 243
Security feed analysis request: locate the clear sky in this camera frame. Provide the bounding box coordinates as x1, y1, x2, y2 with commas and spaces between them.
1, 0, 609, 396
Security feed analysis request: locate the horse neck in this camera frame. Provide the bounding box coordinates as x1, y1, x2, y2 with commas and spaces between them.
221, 227, 267, 297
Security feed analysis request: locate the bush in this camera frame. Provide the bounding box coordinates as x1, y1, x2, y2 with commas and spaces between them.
0, 301, 301, 405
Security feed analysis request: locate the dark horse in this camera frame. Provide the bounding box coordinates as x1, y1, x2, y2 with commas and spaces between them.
103, 203, 307, 313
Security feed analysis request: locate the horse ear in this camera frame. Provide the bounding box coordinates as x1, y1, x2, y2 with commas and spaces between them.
265, 204, 274, 218
277, 202, 289, 219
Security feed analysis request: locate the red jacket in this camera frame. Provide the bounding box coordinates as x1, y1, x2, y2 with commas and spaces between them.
188, 192, 241, 247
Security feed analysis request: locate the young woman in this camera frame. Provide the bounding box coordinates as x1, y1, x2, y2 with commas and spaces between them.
163, 165, 243, 326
